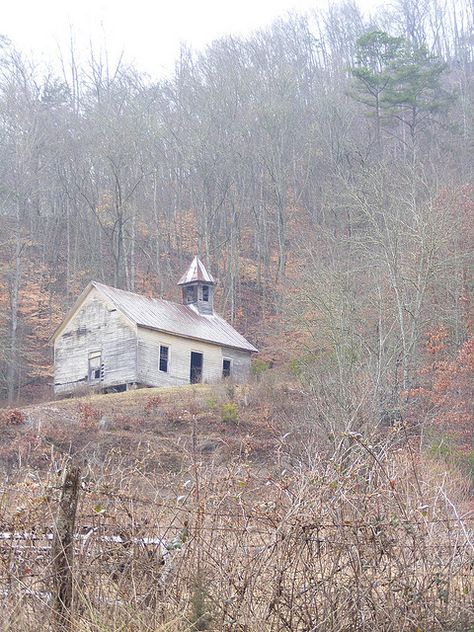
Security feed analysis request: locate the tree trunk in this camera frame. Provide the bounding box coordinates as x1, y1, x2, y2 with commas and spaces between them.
7, 231, 22, 404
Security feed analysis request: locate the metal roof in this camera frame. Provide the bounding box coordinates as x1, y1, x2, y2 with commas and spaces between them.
177, 256, 215, 286
93, 282, 257, 353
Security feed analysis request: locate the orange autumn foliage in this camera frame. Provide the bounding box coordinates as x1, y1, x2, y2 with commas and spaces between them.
408, 327, 474, 450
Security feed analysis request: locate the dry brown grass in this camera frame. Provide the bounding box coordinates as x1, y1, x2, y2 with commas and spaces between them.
1, 429, 473, 630
0, 382, 473, 630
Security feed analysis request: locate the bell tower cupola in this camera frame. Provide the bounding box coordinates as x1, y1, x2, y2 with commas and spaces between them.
178, 256, 215, 315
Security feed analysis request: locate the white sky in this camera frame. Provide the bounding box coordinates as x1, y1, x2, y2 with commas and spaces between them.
2, 0, 379, 79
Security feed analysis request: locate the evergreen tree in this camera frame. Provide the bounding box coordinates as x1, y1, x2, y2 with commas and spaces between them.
384, 43, 452, 158
352, 32, 452, 161
351, 31, 404, 152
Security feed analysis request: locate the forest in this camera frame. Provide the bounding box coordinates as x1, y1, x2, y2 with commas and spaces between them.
0, 1, 473, 629
0, 0, 472, 440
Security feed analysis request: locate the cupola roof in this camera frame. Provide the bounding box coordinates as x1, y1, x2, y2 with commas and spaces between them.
177, 256, 215, 286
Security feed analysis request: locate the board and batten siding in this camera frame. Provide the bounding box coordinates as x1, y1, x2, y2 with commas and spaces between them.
54, 288, 137, 394
136, 328, 251, 386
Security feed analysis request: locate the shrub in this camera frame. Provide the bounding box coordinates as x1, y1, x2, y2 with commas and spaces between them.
288, 354, 316, 379
206, 396, 218, 411
144, 394, 163, 416
251, 358, 269, 380
0, 408, 25, 426
428, 431, 474, 485
77, 402, 102, 428
115, 415, 144, 430
6, 409, 25, 425
190, 574, 212, 630
288, 357, 303, 377
221, 401, 238, 424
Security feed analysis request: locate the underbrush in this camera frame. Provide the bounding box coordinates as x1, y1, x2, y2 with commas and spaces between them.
427, 430, 474, 486
0, 421, 473, 631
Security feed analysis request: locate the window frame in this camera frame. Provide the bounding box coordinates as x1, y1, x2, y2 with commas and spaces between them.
88, 351, 103, 383
201, 285, 209, 302
184, 285, 197, 304
159, 344, 170, 373
190, 350, 204, 384
222, 357, 232, 379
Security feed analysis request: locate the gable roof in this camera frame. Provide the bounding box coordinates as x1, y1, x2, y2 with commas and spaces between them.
178, 256, 215, 286
52, 281, 257, 353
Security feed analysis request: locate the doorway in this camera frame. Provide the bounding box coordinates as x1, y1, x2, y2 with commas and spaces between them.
190, 352, 203, 384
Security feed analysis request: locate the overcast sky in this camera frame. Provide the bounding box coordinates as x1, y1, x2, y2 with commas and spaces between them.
3, 0, 379, 79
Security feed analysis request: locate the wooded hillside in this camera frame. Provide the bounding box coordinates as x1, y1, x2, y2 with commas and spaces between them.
0, 0, 472, 440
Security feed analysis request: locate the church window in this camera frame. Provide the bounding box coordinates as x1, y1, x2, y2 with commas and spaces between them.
185, 286, 197, 303
222, 358, 231, 378
159, 345, 169, 372
88, 351, 103, 382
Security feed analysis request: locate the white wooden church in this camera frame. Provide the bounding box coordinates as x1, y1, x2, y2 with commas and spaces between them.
51, 257, 257, 395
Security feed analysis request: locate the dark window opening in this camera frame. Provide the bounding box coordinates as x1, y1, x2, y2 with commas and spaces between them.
105, 383, 127, 394
202, 285, 209, 302
184, 285, 197, 303
88, 351, 102, 383
159, 345, 169, 372
190, 352, 203, 384
223, 359, 231, 378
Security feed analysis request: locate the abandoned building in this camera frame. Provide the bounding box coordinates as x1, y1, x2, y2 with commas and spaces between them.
51, 257, 257, 394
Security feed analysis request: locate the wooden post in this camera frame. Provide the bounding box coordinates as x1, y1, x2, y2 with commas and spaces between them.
51, 464, 81, 630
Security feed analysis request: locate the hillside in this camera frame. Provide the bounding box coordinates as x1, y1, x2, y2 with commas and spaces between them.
1, 380, 473, 631
1, 381, 301, 477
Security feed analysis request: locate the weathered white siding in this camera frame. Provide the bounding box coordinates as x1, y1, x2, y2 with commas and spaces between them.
137, 328, 224, 386
53, 287, 253, 394
54, 288, 137, 394
221, 347, 252, 382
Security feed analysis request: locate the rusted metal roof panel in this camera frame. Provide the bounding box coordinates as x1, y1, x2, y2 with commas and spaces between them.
177, 256, 215, 285
93, 282, 257, 353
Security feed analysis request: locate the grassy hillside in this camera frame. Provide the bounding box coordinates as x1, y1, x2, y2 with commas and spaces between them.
1, 380, 300, 476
